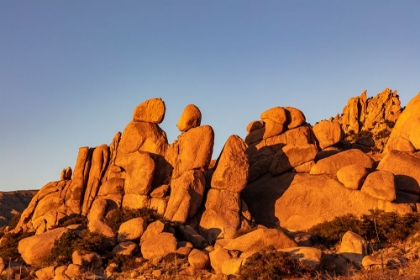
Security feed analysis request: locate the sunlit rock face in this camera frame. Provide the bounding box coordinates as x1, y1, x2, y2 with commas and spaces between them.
10, 91, 420, 278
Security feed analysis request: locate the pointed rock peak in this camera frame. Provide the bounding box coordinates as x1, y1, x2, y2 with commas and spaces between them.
177, 104, 202, 132
133, 97, 166, 124
360, 90, 367, 99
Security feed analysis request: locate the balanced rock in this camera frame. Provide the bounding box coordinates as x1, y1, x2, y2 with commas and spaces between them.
132, 97, 166, 124
177, 104, 202, 132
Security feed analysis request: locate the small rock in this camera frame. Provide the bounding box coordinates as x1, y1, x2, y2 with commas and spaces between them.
152, 270, 162, 278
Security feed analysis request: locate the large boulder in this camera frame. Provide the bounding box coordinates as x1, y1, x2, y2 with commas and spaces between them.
385, 91, 420, 152
140, 232, 177, 260
243, 172, 413, 231
117, 121, 168, 156
117, 217, 147, 243
261, 106, 287, 125
284, 107, 306, 129
361, 170, 396, 201
132, 98, 166, 124
337, 164, 368, 190
177, 104, 202, 132
176, 125, 214, 175
310, 149, 375, 176
223, 228, 297, 253
377, 150, 420, 195
312, 120, 343, 149
118, 151, 155, 196
18, 228, 69, 265
211, 135, 249, 193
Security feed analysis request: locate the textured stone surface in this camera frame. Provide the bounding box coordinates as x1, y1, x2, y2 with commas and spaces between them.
223, 228, 297, 252
140, 232, 177, 260
177, 104, 202, 132
18, 228, 69, 265
361, 170, 396, 201
310, 149, 375, 176
211, 135, 249, 193
117, 217, 147, 243
337, 164, 368, 190
385, 92, 420, 152
199, 189, 241, 243
188, 249, 210, 269
164, 170, 205, 222
132, 98, 166, 124
269, 144, 318, 176
313, 120, 343, 149
377, 150, 420, 194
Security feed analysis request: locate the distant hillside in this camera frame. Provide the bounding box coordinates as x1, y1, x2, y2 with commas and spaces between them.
0, 190, 38, 228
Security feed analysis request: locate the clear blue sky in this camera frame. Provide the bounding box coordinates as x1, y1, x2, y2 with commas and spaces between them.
1, 1, 419, 191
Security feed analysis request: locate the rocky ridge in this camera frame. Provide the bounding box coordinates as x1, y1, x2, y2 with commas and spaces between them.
0, 190, 37, 228
2, 89, 420, 279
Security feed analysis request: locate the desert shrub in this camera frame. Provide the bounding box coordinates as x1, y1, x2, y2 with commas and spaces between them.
8, 212, 21, 230
308, 214, 363, 247
309, 210, 420, 248
239, 249, 315, 279
106, 207, 162, 232
108, 254, 139, 272
46, 229, 107, 266
158, 253, 188, 275
58, 214, 88, 227
0, 231, 34, 261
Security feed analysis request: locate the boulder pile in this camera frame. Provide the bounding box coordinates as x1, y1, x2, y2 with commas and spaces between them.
3, 89, 420, 278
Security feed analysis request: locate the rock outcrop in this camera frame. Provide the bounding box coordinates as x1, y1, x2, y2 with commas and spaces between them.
0, 190, 37, 228
333, 88, 402, 153
6, 91, 420, 279
385, 91, 420, 152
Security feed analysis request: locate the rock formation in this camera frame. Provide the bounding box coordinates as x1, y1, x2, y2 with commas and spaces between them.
332, 88, 402, 153
4, 89, 420, 278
